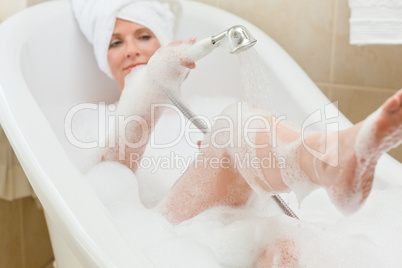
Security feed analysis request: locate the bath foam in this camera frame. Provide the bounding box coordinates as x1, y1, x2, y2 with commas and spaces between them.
63, 102, 113, 173
155, 167, 222, 224
85, 162, 221, 267
83, 97, 402, 267
275, 139, 319, 205
146, 40, 198, 91
174, 207, 299, 268
355, 109, 381, 184
115, 40, 202, 122
85, 161, 299, 267
330, 104, 402, 215
87, 160, 402, 267
135, 118, 197, 207
105, 66, 157, 161
325, 181, 364, 217
214, 100, 276, 194
116, 65, 161, 118
85, 161, 143, 210
298, 186, 402, 267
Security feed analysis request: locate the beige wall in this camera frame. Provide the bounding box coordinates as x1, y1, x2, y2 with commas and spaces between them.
193, 0, 402, 162
0, 0, 26, 21
0, 198, 53, 268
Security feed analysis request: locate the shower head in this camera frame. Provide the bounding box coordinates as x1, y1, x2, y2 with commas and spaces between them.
183, 25, 257, 62
211, 25, 257, 54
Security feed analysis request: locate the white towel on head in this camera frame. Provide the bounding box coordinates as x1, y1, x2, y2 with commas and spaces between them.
349, 0, 402, 45
117, 1, 174, 47
71, 0, 182, 77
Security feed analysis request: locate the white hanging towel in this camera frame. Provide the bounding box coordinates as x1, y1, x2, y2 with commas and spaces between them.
349, 0, 402, 45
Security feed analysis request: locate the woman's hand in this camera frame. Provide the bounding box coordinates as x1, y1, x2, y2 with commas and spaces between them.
168, 38, 197, 69
145, 38, 197, 93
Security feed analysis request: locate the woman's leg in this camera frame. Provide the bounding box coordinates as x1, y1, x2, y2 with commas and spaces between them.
157, 147, 252, 223
157, 89, 400, 267
256, 239, 298, 268
159, 89, 402, 222
256, 88, 402, 213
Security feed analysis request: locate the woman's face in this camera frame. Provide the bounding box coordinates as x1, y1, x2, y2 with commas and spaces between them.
108, 19, 161, 92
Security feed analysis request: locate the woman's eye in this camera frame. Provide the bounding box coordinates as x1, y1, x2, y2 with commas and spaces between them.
139, 35, 151, 41
109, 41, 121, 48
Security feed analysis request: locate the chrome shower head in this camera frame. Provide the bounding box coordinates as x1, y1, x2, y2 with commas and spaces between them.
211, 25, 257, 54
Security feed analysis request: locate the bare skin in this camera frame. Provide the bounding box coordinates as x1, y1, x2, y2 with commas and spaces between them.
107, 19, 161, 93
159, 148, 252, 223
257, 240, 298, 268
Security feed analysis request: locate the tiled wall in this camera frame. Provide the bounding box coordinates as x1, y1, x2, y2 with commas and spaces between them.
0, 198, 53, 268
0, 0, 401, 266
192, 0, 402, 162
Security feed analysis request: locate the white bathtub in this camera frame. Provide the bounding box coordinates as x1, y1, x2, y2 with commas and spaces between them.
0, 0, 401, 267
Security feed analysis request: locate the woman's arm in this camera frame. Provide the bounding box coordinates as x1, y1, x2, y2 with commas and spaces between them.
102, 39, 197, 172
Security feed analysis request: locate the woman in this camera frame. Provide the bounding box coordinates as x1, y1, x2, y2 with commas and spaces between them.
73, 0, 402, 265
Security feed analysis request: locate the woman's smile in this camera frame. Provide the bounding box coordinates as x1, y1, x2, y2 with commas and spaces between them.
123, 62, 146, 72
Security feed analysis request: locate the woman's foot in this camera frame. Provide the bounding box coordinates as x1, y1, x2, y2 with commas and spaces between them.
310, 89, 402, 214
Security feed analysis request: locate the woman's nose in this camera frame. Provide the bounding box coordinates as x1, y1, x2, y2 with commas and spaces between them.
125, 41, 140, 58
